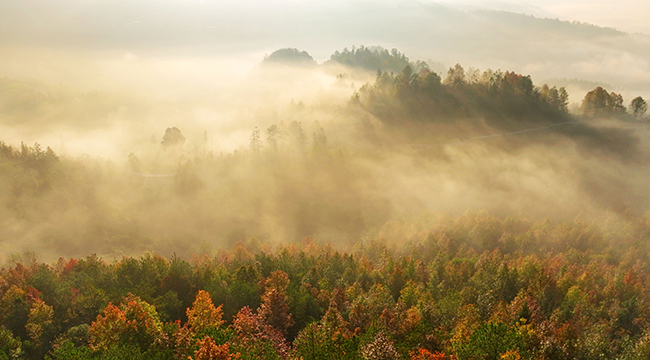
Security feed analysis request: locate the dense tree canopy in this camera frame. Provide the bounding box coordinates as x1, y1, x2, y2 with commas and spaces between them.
1, 211, 650, 359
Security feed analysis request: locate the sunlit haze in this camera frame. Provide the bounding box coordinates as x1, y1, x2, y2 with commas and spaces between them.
3, 1, 650, 359
445, 0, 650, 35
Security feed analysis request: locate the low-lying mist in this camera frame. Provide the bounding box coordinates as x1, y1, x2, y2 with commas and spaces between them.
1, 46, 649, 263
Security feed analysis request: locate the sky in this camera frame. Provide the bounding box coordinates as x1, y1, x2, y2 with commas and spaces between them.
444, 0, 650, 35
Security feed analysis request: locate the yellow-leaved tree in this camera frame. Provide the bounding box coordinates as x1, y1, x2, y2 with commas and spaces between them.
186, 290, 224, 334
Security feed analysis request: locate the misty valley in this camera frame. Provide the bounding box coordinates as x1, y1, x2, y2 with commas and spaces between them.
2, 42, 650, 360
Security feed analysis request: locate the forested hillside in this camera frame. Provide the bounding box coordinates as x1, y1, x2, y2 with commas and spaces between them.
1, 45, 650, 359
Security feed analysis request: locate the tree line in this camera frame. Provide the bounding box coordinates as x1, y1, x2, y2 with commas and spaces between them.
353, 61, 647, 133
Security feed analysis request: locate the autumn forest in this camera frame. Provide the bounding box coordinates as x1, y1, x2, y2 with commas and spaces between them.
2, 6, 650, 356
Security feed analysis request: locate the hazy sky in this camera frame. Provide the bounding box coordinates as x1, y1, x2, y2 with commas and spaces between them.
2, 0, 649, 95
445, 0, 650, 35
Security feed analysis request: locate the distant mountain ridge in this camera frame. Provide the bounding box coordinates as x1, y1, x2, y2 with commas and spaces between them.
0, 1, 648, 93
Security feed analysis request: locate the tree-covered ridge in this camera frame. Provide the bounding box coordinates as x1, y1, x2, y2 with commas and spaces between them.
355, 63, 570, 128
328, 46, 430, 75
350, 60, 649, 152
263, 49, 317, 66
2, 211, 650, 359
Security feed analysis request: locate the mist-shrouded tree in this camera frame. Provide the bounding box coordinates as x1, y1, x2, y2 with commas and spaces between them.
265, 124, 287, 151
581, 86, 609, 116
128, 152, 142, 172
629, 96, 648, 118
557, 86, 569, 112
249, 126, 263, 152
444, 64, 466, 87
288, 121, 306, 150
421, 70, 442, 94
609, 91, 626, 114
312, 127, 328, 152
161, 127, 186, 149
581, 86, 626, 117
540, 84, 569, 112
396, 65, 414, 87
502, 72, 533, 96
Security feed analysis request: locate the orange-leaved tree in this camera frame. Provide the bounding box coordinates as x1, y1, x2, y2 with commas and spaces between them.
191, 336, 241, 360
89, 303, 129, 350
232, 306, 289, 359
410, 348, 454, 360
258, 270, 294, 335
90, 293, 162, 351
